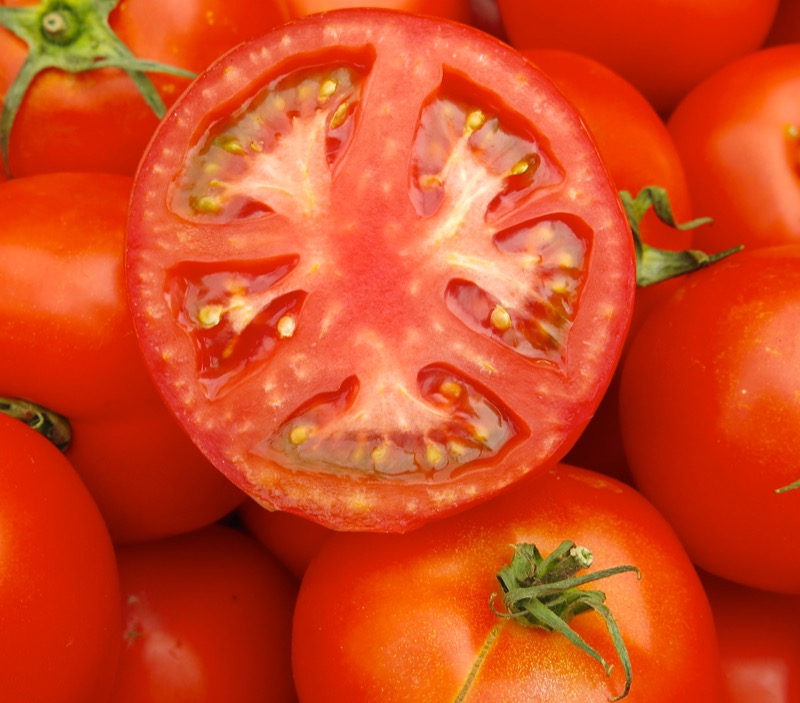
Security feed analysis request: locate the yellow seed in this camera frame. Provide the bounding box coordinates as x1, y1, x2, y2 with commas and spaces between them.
490, 305, 512, 331
329, 101, 349, 130
509, 158, 530, 175
439, 380, 462, 400
447, 440, 470, 459
277, 315, 296, 339
425, 441, 446, 469
465, 109, 486, 133
371, 443, 388, 465
419, 173, 443, 189
289, 425, 312, 445
197, 304, 225, 328
219, 136, 247, 156
318, 78, 338, 102
193, 195, 223, 214
249, 141, 263, 152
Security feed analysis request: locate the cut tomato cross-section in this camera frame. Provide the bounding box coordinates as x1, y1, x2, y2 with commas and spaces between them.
125, 9, 635, 531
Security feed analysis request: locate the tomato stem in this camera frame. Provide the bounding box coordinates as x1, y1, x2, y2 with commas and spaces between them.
0, 0, 196, 176
620, 186, 743, 287
492, 541, 640, 701
776, 478, 800, 494
0, 396, 72, 451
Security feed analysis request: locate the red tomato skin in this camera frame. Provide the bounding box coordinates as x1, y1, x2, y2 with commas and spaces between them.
239, 498, 331, 580
702, 572, 800, 703
0, 0, 289, 177
110, 524, 298, 703
0, 413, 122, 703
497, 0, 780, 115
0, 173, 244, 543
667, 44, 800, 254
125, 9, 636, 532
522, 48, 695, 480
284, 0, 472, 23
293, 463, 726, 702
619, 246, 800, 593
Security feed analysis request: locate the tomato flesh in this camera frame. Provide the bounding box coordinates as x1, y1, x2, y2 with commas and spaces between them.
126, 10, 635, 531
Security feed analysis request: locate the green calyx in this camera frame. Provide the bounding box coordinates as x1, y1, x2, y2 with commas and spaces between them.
0, 0, 196, 175
621, 186, 743, 287
0, 396, 72, 451
493, 541, 640, 701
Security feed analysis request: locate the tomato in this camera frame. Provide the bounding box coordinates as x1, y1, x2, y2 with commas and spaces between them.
125, 9, 636, 532
239, 498, 331, 579
0, 412, 122, 703
0, 0, 288, 176
292, 463, 726, 701
284, 0, 472, 24
764, 0, 800, 46
701, 571, 800, 703
619, 246, 800, 593
521, 48, 696, 479
496, 0, 780, 116
111, 524, 297, 703
0, 173, 245, 543
667, 44, 800, 253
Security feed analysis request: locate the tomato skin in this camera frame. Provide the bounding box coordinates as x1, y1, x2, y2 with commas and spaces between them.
496, 0, 780, 115
0, 0, 289, 177
293, 463, 726, 702
239, 498, 331, 580
126, 9, 636, 532
619, 246, 800, 593
522, 48, 694, 480
110, 524, 298, 703
667, 44, 800, 254
702, 572, 800, 703
0, 412, 122, 703
284, 0, 472, 23
0, 173, 244, 543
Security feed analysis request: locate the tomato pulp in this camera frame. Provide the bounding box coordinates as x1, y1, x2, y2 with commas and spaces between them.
126, 10, 635, 531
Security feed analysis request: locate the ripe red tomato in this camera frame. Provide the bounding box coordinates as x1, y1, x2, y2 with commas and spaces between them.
667, 44, 800, 253
702, 572, 800, 702
0, 0, 288, 176
496, 0, 780, 115
0, 173, 245, 543
284, 0, 472, 23
764, 0, 800, 45
522, 48, 696, 479
125, 9, 636, 532
239, 498, 331, 579
111, 524, 297, 703
0, 412, 122, 703
293, 463, 726, 701
619, 246, 800, 593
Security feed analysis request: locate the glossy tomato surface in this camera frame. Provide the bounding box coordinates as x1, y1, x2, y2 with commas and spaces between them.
497, 0, 780, 115
0, 413, 122, 703
668, 44, 800, 253
620, 246, 800, 593
125, 9, 636, 532
111, 524, 298, 703
0, 173, 244, 543
0, 0, 289, 176
284, 0, 472, 23
293, 463, 726, 701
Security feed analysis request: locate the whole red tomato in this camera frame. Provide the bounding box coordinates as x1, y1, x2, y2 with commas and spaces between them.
111, 524, 297, 703
702, 572, 800, 702
125, 9, 636, 532
496, 0, 780, 115
293, 463, 726, 701
0, 412, 122, 703
619, 246, 800, 593
0, 0, 288, 176
668, 44, 800, 253
0, 173, 245, 543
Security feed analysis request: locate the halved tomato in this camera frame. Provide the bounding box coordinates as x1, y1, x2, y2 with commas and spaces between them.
125, 9, 635, 531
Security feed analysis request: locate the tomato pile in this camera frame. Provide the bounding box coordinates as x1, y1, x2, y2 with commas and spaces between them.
1, 1, 798, 701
